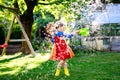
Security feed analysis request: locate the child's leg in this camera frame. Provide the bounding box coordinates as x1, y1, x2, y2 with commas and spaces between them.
55, 60, 64, 76
63, 60, 70, 76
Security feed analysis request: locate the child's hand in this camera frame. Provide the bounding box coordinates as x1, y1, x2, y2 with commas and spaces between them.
72, 30, 79, 35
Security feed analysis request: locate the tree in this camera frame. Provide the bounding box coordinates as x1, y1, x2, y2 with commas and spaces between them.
0, 0, 76, 54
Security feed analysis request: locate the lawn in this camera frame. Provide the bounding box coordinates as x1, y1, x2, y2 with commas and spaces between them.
0, 52, 120, 80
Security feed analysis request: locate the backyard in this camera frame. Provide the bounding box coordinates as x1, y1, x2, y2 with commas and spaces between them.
0, 52, 120, 80
0, 0, 120, 80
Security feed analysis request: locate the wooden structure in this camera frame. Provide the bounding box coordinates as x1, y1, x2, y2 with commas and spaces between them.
1, 13, 36, 56
80, 36, 120, 52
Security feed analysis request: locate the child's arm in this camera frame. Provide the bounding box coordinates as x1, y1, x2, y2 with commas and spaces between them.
63, 33, 73, 38
63, 30, 79, 38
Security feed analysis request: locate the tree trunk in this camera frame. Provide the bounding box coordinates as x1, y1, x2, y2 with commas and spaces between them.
20, 10, 33, 54
20, 0, 37, 54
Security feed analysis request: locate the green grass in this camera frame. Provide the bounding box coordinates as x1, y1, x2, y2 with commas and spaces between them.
0, 52, 120, 80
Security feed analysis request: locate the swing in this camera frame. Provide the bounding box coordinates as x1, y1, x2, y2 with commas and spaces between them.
1, 13, 36, 56
0, 43, 8, 48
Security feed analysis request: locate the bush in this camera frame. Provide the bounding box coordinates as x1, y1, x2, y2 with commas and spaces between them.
0, 24, 5, 44
11, 24, 21, 39
32, 11, 55, 51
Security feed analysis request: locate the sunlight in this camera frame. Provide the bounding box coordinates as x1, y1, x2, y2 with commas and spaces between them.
0, 52, 22, 60
0, 52, 50, 76
0, 69, 20, 75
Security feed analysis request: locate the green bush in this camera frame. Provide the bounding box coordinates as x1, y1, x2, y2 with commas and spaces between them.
11, 24, 21, 39
9, 24, 22, 44
32, 11, 55, 51
0, 23, 5, 44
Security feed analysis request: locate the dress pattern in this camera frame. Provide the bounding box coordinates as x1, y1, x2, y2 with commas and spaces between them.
50, 31, 74, 60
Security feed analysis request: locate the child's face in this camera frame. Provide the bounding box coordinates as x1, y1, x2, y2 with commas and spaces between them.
58, 26, 65, 31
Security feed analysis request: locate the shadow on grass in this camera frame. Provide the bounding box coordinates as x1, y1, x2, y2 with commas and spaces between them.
0, 53, 25, 63
0, 52, 120, 80
0, 67, 13, 72
0, 60, 54, 80
0, 58, 77, 80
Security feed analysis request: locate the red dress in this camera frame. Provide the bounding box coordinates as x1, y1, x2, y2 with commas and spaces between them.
50, 31, 74, 61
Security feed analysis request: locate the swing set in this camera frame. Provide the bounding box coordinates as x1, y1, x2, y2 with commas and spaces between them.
1, 12, 36, 56
0, 43, 8, 48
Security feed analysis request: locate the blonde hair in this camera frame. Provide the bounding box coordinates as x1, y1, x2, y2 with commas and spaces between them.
55, 21, 65, 29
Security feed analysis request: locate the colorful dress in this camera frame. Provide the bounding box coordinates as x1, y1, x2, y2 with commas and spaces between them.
50, 31, 75, 61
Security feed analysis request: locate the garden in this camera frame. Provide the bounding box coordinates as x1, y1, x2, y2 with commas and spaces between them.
0, 0, 120, 80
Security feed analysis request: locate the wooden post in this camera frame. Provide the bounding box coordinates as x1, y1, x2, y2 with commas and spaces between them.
2, 13, 36, 57
109, 37, 112, 51
14, 13, 36, 56
2, 15, 16, 56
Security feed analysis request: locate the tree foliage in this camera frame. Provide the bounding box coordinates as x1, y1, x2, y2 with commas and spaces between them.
0, 0, 80, 53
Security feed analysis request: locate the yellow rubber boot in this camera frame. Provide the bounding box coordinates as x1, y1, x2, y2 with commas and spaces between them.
55, 68, 60, 76
64, 68, 70, 76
